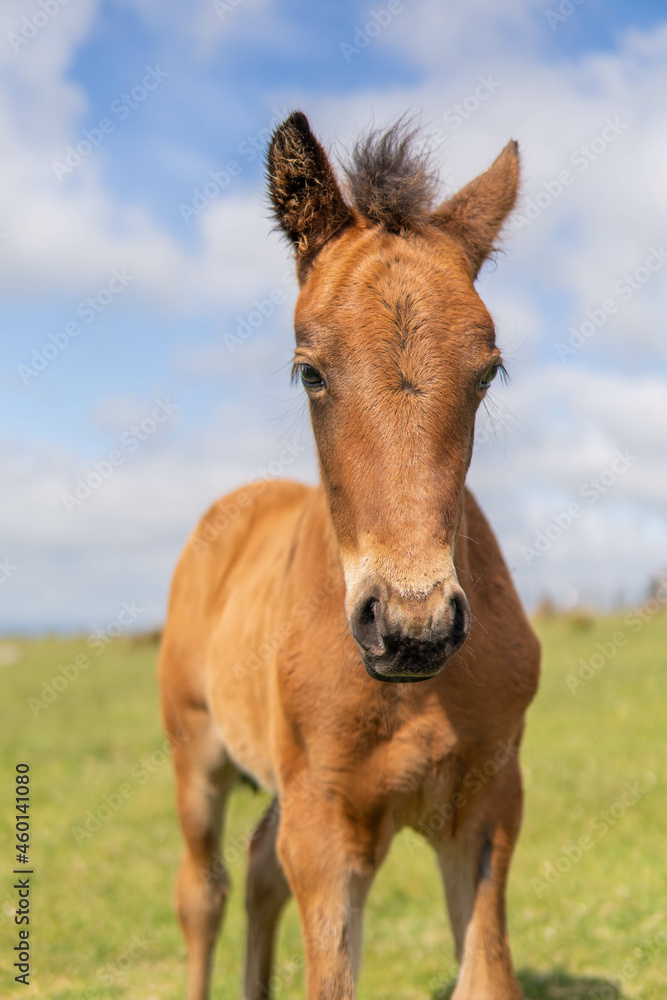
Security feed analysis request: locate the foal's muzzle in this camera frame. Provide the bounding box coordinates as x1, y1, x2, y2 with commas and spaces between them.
349, 581, 471, 682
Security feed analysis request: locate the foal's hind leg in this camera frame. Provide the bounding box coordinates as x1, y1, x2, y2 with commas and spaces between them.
244, 799, 292, 1000
170, 706, 239, 1000
435, 758, 524, 1000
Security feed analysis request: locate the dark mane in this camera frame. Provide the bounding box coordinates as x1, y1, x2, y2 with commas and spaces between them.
341, 120, 440, 233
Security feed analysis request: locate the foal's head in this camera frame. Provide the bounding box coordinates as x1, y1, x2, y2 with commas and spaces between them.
268, 112, 519, 682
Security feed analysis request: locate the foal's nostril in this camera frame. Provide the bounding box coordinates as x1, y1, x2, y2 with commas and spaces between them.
448, 590, 471, 652
351, 594, 386, 656
359, 595, 378, 628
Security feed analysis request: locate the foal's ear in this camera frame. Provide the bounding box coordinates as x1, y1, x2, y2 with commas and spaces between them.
431, 141, 520, 278
267, 111, 353, 277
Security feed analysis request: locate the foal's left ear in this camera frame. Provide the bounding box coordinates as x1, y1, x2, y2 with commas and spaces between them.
267, 111, 353, 278
431, 141, 520, 279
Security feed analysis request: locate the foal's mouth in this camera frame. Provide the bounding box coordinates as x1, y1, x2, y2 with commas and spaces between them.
362, 660, 442, 684
359, 637, 455, 684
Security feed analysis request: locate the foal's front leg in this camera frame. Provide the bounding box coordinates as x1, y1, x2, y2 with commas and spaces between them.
277, 782, 380, 1000
436, 758, 524, 1000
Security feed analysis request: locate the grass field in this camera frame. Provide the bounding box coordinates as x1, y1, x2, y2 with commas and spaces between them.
1, 611, 665, 999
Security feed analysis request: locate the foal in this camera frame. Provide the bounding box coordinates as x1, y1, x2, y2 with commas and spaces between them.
159, 111, 540, 1000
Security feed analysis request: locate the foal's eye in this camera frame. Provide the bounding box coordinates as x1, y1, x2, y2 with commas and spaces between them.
478, 363, 501, 391
299, 364, 326, 390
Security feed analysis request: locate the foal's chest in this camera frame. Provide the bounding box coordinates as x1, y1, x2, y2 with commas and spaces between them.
346, 686, 469, 820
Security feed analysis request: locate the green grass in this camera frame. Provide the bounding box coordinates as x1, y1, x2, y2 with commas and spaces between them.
0, 613, 665, 999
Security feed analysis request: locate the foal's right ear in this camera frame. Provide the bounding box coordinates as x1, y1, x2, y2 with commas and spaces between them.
267, 111, 353, 278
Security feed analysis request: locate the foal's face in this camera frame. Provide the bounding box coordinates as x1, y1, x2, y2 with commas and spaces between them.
294, 228, 501, 680
268, 112, 519, 680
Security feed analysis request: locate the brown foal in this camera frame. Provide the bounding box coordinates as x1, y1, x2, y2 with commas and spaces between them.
159, 111, 540, 1000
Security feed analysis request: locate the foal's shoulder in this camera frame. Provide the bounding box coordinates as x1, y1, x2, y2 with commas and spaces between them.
462, 487, 501, 559
461, 487, 519, 602
461, 489, 540, 686
198, 478, 312, 535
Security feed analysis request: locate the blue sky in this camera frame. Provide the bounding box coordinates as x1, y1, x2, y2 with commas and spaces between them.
1, 0, 666, 631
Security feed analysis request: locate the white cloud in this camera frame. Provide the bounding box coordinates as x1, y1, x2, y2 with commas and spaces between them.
0, 0, 293, 313
3, 1, 666, 336
301, 15, 667, 367
3, 0, 667, 626
469, 364, 667, 606
0, 399, 317, 629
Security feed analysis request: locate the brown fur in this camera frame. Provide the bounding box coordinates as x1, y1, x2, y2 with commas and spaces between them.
159, 113, 540, 1000
342, 119, 440, 231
